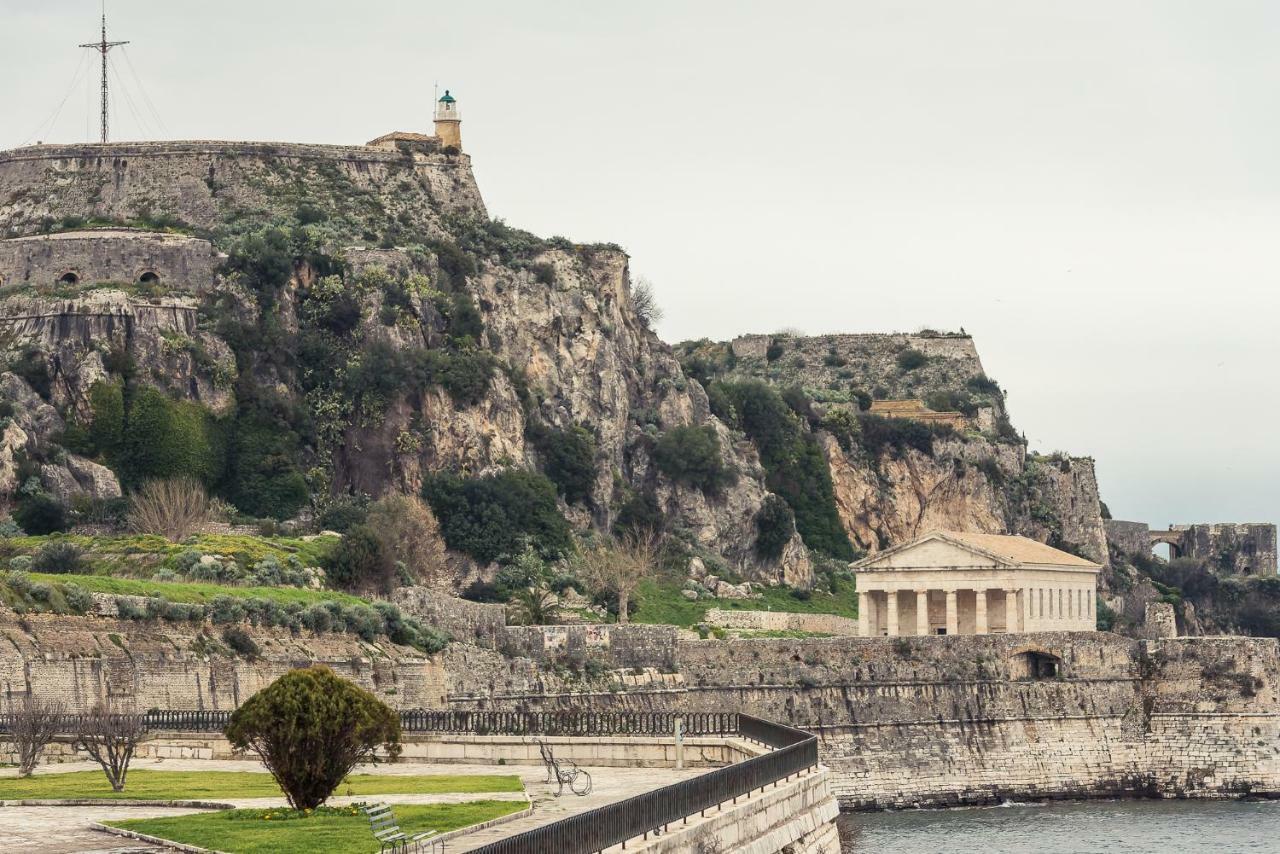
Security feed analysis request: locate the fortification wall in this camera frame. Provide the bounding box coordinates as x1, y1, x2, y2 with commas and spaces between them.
1183, 523, 1278, 575
1106, 519, 1152, 557
0, 611, 444, 711
0, 230, 220, 291
0, 140, 486, 238
703, 608, 860, 636
445, 632, 1280, 807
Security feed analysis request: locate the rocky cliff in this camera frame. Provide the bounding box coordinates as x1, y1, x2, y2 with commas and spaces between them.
0, 138, 809, 585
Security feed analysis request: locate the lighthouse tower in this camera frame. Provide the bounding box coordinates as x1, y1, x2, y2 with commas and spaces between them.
434, 90, 462, 150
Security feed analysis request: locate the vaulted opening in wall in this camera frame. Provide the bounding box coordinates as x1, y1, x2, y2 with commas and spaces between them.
58, 271, 79, 286
1151, 542, 1181, 562
138, 271, 160, 286
1020, 651, 1062, 680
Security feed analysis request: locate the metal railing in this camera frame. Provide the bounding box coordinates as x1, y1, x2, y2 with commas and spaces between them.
467, 714, 820, 854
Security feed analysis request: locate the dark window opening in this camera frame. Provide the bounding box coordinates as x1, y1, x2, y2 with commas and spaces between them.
138, 271, 160, 286
1023, 651, 1061, 679
58, 272, 79, 286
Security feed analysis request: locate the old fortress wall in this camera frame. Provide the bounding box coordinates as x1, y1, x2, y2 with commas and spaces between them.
0, 139, 486, 239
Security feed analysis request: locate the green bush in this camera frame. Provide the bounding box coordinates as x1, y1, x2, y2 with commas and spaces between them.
529, 425, 597, 505
13, 495, 69, 536
848, 389, 873, 411
218, 408, 309, 520
857, 414, 937, 458
710, 381, 853, 560
896, 349, 927, 371
224, 666, 402, 810
966, 374, 1001, 396
613, 491, 664, 538
322, 526, 384, 589
423, 469, 572, 564
318, 498, 368, 533
652, 425, 734, 494
222, 625, 260, 658
30, 541, 88, 575
121, 388, 217, 486
754, 496, 795, 561
820, 409, 862, 453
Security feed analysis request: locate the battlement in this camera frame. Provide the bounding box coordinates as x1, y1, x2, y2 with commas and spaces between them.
0, 138, 452, 166
1106, 519, 1278, 575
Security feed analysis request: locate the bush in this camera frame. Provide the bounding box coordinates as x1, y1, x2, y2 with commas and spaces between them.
849, 389, 873, 411
711, 381, 853, 560
966, 374, 1001, 396
613, 491, 664, 538
14, 495, 69, 536
423, 469, 572, 564
318, 498, 368, 533
322, 526, 384, 590
224, 666, 402, 809
62, 583, 92, 613
127, 477, 212, 541
120, 388, 217, 486
652, 425, 734, 494
820, 408, 861, 453
896, 349, 927, 371
530, 425, 597, 505
754, 496, 795, 561
30, 542, 88, 575
364, 494, 448, 590
222, 625, 260, 658
858, 414, 936, 458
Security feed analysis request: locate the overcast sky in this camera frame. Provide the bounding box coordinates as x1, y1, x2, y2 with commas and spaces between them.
3, 1, 1277, 528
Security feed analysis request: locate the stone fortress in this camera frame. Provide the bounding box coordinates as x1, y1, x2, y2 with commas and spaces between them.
1107, 519, 1278, 575
1, 89, 1279, 836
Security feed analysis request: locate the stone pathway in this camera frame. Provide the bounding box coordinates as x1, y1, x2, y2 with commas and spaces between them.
1, 758, 702, 852
449, 765, 706, 852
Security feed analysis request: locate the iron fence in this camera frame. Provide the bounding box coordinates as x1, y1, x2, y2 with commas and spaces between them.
466, 713, 819, 854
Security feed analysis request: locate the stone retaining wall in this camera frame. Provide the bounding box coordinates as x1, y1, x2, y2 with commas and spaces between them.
703, 608, 860, 636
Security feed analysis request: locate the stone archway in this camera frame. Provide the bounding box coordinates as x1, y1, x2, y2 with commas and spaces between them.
1150, 530, 1184, 560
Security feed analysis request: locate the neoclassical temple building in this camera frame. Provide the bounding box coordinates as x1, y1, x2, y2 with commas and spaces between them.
852, 531, 1102, 636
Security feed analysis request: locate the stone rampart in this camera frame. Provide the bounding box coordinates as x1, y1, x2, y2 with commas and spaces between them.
0, 230, 220, 291
499, 624, 682, 670
392, 586, 508, 649
0, 139, 485, 238
0, 611, 444, 712
1106, 519, 1152, 557
1107, 519, 1278, 575
703, 608, 860, 636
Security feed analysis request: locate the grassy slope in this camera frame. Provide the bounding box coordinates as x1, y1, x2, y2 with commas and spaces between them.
5, 533, 338, 567
632, 574, 859, 628
0, 769, 522, 800
109, 802, 524, 854
23, 572, 367, 607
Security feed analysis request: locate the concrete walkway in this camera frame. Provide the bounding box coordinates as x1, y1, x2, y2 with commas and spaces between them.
449, 765, 706, 852
1, 757, 703, 852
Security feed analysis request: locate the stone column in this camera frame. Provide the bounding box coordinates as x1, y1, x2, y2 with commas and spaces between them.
858, 591, 870, 637
915, 589, 929, 636
945, 590, 958, 636
1024, 587, 1034, 632
974, 589, 988, 635
1005, 589, 1022, 632
886, 590, 900, 637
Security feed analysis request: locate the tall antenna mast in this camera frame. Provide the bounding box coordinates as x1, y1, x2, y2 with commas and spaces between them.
79, 4, 129, 143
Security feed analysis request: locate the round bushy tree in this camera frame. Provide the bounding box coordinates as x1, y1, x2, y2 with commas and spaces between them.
224, 666, 401, 809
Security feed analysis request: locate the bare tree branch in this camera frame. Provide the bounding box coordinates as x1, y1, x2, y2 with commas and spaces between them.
7, 695, 65, 777
75, 704, 143, 792
572, 530, 662, 625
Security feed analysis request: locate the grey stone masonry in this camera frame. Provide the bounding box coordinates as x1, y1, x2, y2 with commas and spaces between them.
0, 229, 220, 291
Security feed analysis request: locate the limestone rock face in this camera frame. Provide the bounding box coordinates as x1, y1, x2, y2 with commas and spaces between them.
0, 291, 235, 417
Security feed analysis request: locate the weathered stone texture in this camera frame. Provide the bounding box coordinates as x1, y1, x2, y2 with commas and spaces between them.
703, 608, 860, 636
0, 141, 486, 238
0, 230, 220, 290
0, 611, 444, 711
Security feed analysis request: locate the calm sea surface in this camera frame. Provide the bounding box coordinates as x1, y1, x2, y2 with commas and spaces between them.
838, 799, 1280, 853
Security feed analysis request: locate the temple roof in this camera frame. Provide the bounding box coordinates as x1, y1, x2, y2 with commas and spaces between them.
853, 530, 1101, 571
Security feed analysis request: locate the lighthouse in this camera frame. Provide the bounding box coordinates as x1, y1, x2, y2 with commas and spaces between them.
434, 90, 462, 150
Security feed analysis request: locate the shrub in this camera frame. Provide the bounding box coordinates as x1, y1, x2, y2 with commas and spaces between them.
821, 408, 861, 453
631, 277, 663, 327
364, 494, 448, 590
848, 389, 873, 411
120, 388, 217, 486
322, 526, 384, 590
127, 477, 212, 541
711, 381, 853, 560
30, 542, 88, 575
652, 425, 734, 494
423, 469, 572, 563
209, 595, 247, 625
896, 349, 927, 371
222, 625, 260, 658
13, 495, 69, 536
62, 583, 93, 613
529, 424, 597, 505
613, 491, 664, 538
224, 666, 402, 809
754, 496, 795, 561
858, 414, 936, 458
0, 516, 22, 537
218, 407, 310, 521
318, 498, 368, 533
115, 598, 146, 620
966, 374, 1001, 396
765, 340, 785, 362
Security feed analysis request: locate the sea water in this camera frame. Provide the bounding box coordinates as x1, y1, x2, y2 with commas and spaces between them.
839, 799, 1280, 853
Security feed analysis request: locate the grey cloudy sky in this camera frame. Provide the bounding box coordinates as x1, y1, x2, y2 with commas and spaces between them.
3, 1, 1277, 528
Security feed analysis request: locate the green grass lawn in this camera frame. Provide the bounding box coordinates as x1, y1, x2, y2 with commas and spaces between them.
632, 574, 859, 628
109, 801, 524, 854
0, 769, 522, 800
22, 573, 367, 608
4, 533, 338, 567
